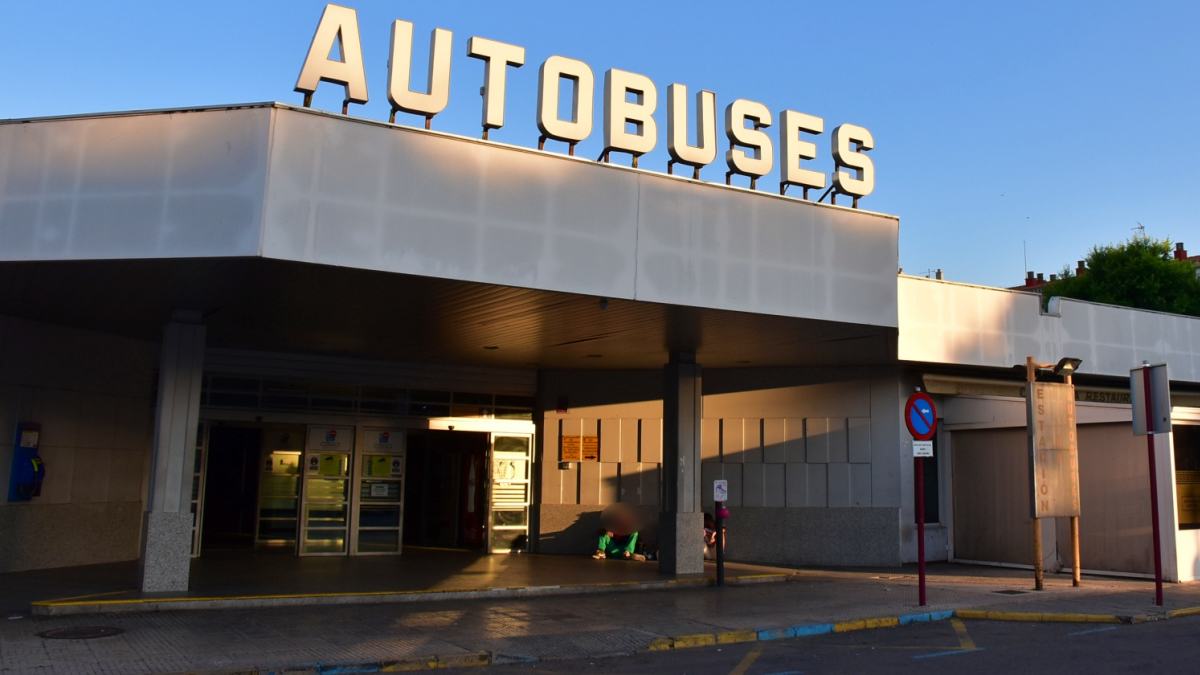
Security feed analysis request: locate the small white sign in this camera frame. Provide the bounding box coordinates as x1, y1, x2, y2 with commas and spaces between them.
913, 440, 934, 458
18, 430, 39, 448
1131, 363, 1171, 436
713, 479, 729, 502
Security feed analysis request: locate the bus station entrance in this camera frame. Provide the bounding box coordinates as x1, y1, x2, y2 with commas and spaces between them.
191, 415, 534, 561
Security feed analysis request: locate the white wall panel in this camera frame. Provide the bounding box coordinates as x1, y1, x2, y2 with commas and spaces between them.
900, 276, 1200, 382
785, 462, 808, 507
262, 109, 640, 301
848, 417, 872, 463
827, 463, 852, 507
636, 177, 897, 326
763, 418, 788, 463
0, 108, 269, 260
850, 463, 872, 507
805, 463, 828, 507
742, 463, 765, 507
763, 464, 786, 507
3, 105, 898, 328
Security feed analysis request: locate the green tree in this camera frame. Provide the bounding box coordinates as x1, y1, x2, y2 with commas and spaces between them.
1041, 236, 1200, 317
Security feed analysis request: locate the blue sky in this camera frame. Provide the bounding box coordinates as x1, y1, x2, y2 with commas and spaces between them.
5, 1, 1197, 287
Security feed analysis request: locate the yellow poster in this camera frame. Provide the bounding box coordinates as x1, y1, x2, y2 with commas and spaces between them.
365, 455, 392, 478
318, 453, 345, 477
560, 435, 598, 462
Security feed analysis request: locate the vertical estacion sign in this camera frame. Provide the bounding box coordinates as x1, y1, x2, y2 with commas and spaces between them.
1026, 381, 1081, 518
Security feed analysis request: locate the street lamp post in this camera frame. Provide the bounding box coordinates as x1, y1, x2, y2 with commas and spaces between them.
1025, 355, 1084, 591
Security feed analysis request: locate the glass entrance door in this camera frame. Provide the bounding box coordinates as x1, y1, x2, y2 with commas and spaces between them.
351, 428, 406, 555
487, 433, 532, 553
256, 426, 303, 549
190, 423, 208, 557
299, 425, 354, 555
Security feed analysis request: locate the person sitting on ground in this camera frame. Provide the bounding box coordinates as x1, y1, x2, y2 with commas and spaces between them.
592, 503, 644, 560
703, 511, 727, 560
703, 512, 718, 560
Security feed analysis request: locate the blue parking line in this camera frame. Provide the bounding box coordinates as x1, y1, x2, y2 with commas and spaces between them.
899, 609, 954, 625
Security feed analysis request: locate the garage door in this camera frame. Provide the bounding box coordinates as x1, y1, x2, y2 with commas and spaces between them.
951, 423, 1152, 574
951, 428, 1032, 565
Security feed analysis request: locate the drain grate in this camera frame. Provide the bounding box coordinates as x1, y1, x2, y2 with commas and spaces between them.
993, 589, 1029, 595
37, 626, 124, 640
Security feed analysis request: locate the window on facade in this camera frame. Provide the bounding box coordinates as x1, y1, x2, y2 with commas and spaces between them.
1174, 425, 1200, 529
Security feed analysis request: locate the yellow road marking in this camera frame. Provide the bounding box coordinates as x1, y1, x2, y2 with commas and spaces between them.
951, 618, 976, 651
955, 609, 1121, 623
729, 642, 764, 675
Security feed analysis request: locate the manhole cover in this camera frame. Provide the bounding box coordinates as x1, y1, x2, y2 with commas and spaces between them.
37, 626, 124, 640
993, 589, 1028, 595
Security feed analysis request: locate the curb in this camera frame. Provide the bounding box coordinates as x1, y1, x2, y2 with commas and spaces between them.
954, 609, 1125, 624
238, 604, 1200, 672
32, 572, 800, 617
31, 577, 717, 616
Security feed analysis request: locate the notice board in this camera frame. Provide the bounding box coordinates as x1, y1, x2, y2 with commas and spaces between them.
561, 435, 599, 461
1026, 382, 1081, 517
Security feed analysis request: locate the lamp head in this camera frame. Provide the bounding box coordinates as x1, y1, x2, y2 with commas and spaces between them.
1053, 357, 1083, 377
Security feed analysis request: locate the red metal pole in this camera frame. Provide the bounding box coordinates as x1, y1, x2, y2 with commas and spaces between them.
916, 456, 926, 606
1143, 367, 1164, 606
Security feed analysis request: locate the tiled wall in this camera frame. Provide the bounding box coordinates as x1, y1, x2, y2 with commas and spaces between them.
0, 314, 157, 572
535, 368, 901, 561
543, 415, 874, 511
543, 416, 663, 508
700, 417, 873, 509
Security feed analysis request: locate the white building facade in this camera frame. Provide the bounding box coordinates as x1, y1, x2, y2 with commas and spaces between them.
0, 104, 1195, 591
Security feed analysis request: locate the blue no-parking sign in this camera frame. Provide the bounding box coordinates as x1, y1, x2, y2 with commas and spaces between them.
905, 392, 938, 441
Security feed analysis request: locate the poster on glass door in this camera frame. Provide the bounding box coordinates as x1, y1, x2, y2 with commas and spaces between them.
306, 425, 354, 453
365, 428, 403, 453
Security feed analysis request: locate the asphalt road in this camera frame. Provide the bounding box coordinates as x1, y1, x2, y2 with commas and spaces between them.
465, 615, 1200, 674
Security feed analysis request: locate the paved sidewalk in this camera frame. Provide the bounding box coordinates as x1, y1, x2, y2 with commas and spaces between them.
9, 552, 801, 616
1, 564, 1196, 673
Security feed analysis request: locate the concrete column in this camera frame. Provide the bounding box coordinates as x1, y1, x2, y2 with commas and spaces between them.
659, 353, 704, 575
139, 312, 205, 593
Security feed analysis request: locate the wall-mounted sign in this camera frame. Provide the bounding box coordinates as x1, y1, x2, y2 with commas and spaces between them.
560, 435, 599, 462
713, 479, 728, 502
294, 4, 875, 205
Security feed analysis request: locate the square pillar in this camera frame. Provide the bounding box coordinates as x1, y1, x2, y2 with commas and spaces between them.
140, 313, 205, 593
659, 353, 704, 575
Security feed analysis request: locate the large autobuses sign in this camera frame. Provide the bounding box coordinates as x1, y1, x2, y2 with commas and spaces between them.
295, 4, 876, 206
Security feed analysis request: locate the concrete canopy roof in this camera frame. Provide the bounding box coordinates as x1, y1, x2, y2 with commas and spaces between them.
0, 103, 898, 323
0, 258, 894, 370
